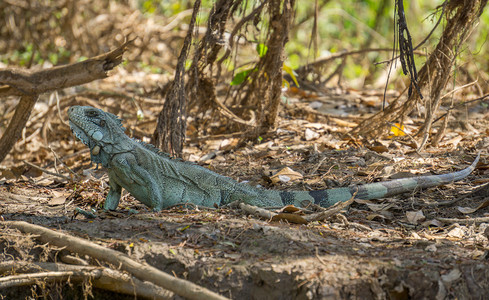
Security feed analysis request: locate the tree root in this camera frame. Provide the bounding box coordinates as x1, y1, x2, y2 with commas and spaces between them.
0, 261, 173, 299
3, 221, 229, 300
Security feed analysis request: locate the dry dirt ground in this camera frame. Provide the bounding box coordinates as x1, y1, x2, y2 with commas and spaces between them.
1, 77, 489, 299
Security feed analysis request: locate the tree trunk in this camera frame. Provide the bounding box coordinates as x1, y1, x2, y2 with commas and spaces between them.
152, 0, 201, 157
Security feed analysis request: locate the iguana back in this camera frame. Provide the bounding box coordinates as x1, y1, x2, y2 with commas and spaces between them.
68, 106, 479, 211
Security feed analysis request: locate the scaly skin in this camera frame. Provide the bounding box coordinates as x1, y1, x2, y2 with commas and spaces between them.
68, 105, 479, 211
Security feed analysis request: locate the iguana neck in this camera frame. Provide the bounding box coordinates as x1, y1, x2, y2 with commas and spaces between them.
90, 132, 135, 167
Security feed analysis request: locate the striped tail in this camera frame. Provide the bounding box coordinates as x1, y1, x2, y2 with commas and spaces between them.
307, 152, 480, 207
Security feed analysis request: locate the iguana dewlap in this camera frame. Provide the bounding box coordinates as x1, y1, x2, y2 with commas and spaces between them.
68, 105, 479, 211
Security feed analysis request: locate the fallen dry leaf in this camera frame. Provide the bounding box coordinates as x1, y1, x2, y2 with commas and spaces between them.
447, 227, 465, 238
280, 205, 301, 213
457, 200, 489, 214
368, 145, 389, 153
47, 190, 70, 206
421, 219, 444, 227
406, 210, 425, 224
366, 214, 388, 221
439, 136, 463, 148
270, 167, 303, 184
304, 128, 320, 141
330, 117, 357, 128
271, 213, 308, 224
388, 123, 406, 138
48, 197, 66, 206
219, 138, 239, 151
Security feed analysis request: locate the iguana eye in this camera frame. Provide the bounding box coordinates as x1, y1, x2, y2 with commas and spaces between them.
99, 120, 106, 127
86, 110, 99, 117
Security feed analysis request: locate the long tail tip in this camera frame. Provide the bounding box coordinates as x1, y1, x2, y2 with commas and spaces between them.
473, 151, 481, 167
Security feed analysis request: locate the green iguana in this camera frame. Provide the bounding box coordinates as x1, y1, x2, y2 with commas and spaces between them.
68, 105, 479, 211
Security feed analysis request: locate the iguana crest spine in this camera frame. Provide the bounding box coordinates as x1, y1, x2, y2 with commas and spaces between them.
68, 105, 479, 211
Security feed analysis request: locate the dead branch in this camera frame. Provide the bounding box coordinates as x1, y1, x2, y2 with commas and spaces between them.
0, 40, 133, 164
297, 48, 425, 75
0, 39, 133, 97
0, 261, 173, 299
420, 193, 471, 207
304, 194, 355, 223
0, 95, 38, 164
3, 221, 229, 300
238, 202, 276, 220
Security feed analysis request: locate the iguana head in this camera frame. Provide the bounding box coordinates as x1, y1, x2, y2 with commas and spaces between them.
68, 106, 132, 164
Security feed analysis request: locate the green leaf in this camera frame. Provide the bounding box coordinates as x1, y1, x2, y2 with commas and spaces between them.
178, 225, 190, 232
256, 43, 268, 57
283, 64, 299, 87
49, 53, 58, 65
142, 0, 157, 14
230, 69, 254, 85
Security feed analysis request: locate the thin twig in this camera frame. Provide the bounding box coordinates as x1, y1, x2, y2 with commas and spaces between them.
440, 80, 477, 100
419, 193, 473, 207
437, 216, 489, 224
298, 48, 425, 74
304, 192, 356, 223
22, 160, 71, 181
49, 146, 79, 179
432, 92, 489, 124
309, 156, 328, 176
314, 247, 329, 267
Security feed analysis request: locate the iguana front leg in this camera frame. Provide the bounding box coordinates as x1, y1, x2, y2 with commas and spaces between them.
105, 177, 122, 210
107, 152, 166, 210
